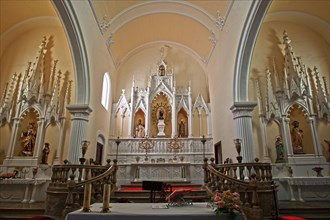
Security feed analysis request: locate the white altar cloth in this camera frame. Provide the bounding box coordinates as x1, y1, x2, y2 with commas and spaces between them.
65, 203, 246, 220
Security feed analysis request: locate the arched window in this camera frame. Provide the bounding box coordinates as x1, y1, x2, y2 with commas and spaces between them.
101, 73, 110, 110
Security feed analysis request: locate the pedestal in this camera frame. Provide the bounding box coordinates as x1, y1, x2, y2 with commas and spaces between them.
157, 120, 165, 137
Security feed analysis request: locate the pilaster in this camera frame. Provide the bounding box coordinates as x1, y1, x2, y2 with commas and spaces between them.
230, 101, 257, 163
66, 104, 92, 164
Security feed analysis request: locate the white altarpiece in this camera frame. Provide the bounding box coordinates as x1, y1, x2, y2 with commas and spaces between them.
256, 31, 330, 201
109, 59, 213, 185
0, 37, 72, 171
0, 37, 73, 202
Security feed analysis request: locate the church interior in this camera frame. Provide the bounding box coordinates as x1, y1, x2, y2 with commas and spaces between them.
0, 0, 329, 219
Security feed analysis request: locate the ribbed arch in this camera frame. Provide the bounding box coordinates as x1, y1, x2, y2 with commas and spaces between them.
233, 0, 272, 102
51, 0, 90, 104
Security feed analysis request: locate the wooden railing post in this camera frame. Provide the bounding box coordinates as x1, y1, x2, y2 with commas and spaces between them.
249, 173, 259, 208
82, 168, 92, 212
62, 174, 76, 218
102, 178, 111, 212
202, 158, 209, 188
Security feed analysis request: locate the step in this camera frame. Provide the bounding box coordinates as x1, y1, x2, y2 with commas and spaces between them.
0, 202, 46, 219
277, 201, 330, 220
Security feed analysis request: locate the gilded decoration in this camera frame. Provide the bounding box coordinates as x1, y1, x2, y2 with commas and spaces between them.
151, 102, 171, 125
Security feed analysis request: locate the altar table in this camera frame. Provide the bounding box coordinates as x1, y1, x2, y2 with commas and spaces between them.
278, 177, 330, 202
0, 178, 47, 203
65, 203, 246, 220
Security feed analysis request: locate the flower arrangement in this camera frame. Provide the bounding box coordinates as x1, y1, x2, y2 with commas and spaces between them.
0, 170, 19, 180
209, 190, 242, 220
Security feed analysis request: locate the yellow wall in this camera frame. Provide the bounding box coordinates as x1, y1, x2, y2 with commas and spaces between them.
0, 17, 74, 163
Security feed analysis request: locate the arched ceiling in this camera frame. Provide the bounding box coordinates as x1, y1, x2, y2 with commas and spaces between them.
90, 0, 233, 66
1, 0, 329, 67
0, 0, 57, 34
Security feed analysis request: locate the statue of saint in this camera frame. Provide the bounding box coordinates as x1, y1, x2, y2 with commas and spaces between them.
291, 120, 304, 154
21, 122, 37, 156
135, 119, 145, 138
159, 108, 164, 120
275, 136, 285, 163
41, 143, 50, 164
178, 119, 185, 137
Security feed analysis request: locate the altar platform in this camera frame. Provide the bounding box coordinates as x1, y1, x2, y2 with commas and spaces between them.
65, 203, 247, 220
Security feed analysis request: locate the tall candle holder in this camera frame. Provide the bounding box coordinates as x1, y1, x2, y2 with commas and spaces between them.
168, 136, 183, 162
201, 135, 207, 160
234, 138, 242, 163
80, 140, 90, 165
115, 137, 121, 160
139, 136, 154, 162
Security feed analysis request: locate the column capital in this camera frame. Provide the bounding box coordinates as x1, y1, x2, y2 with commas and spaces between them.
230, 101, 257, 118
66, 104, 93, 120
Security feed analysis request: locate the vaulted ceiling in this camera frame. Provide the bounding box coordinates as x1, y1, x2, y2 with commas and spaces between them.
1, 0, 329, 67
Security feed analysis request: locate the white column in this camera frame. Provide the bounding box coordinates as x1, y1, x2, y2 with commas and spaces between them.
259, 116, 271, 163
145, 88, 150, 136
33, 119, 46, 161
53, 117, 65, 164
128, 89, 135, 138
207, 113, 212, 137
188, 88, 193, 138
230, 102, 257, 163
66, 104, 92, 164
120, 113, 125, 137
280, 117, 293, 157
172, 92, 176, 137
198, 112, 202, 137
308, 117, 323, 156
109, 109, 116, 137
5, 118, 21, 159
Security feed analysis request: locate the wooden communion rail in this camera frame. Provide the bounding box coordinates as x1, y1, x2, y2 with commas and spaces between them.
203, 158, 278, 220
47, 157, 277, 220
46, 159, 118, 219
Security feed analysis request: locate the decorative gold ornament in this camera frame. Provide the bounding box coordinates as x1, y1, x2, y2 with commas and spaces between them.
151, 102, 171, 125
168, 136, 183, 162
139, 136, 154, 162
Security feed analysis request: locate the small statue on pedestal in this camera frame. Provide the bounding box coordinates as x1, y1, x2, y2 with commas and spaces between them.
157, 108, 165, 137
275, 136, 285, 163
21, 122, 37, 156
291, 120, 304, 154
135, 119, 145, 138
178, 119, 185, 137
41, 143, 50, 164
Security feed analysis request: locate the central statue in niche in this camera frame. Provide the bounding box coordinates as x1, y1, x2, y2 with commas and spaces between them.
157, 107, 166, 137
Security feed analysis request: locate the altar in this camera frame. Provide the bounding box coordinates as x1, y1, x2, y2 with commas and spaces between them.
0, 178, 48, 203
277, 177, 330, 202
107, 58, 213, 186
65, 203, 247, 220
108, 137, 213, 185
131, 162, 190, 182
